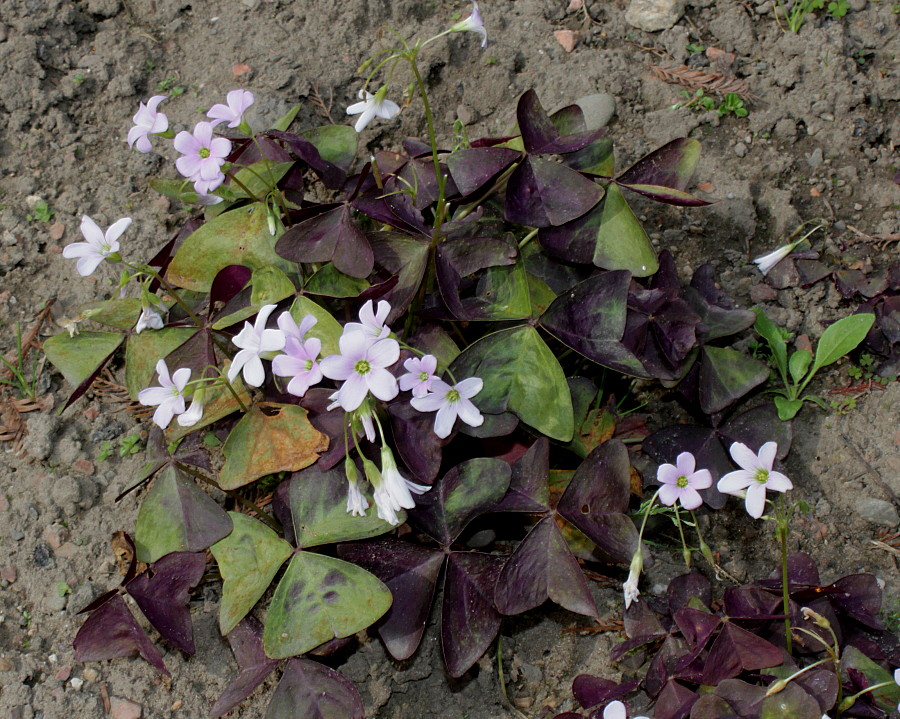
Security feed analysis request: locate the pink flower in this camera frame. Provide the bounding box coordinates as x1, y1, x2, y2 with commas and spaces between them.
657, 452, 712, 511
127, 95, 168, 153
207, 89, 255, 129
410, 377, 483, 438
138, 359, 190, 430
399, 355, 439, 398
343, 299, 391, 345
717, 442, 793, 519
63, 215, 129, 277
174, 121, 231, 195
277, 311, 317, 344
272, 336, 322, 397
227, 304, 286, 388
319, 333, 400, 412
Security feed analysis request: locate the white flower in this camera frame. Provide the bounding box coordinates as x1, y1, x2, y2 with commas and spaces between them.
63, 216, 130, 277
717, 441, 793, 519
177, 393, 205, 427
127, 95, 168, 153
319, 333, 400, 412
752, 238, 804, 276
656, 451, 712, 511
623, 550, 642, 610
603, 700, 649, 719
449, 1, 488, 47
347, 479, 369, 517
207, 89, 255, 129
227, 304, 286, 388
343, 299, 391, 345
134, 306, 164, 334
398, 354, 439, 398
138, 359, 190, 430
410, 377, 483, 438
346, 87, 401, 133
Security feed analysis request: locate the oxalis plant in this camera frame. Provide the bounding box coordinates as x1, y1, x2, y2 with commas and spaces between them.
39, 3, 894, 717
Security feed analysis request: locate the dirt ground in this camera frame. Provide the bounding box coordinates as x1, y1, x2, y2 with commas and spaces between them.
0, 0, 897, 717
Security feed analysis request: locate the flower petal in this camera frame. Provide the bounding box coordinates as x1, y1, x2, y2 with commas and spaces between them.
410, 392, 446, 413
690, 468, 713, 490
242, 355, 266, 387
757, 442, 778, 471
744, 483, 767, 519
455, 396, 483, 428
765, 471, 793, 493
717, 469, 755, 495
729, 442, 760, 472
657, 484, 681, 507
432, 403, 458, 439
680, 487, 704, 511
338, 373, 369, 411
366, 367, 399, 402
656, 463, 680, 486
105, 217, 132, 244
367, 337, 400, 368
79, 215, 105, 247
456, 376, 483, 398
675, 452, 696, 477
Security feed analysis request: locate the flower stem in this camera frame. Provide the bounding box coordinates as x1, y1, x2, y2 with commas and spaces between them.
837, 679, 896, 714
777, 494, 793, 653
674, 504, 691, 568
127, 264, 204, 328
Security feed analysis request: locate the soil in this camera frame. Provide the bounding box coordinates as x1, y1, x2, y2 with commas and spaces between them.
0, 0, 897, 717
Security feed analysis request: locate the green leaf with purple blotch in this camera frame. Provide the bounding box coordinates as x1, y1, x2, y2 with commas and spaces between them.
211, 513, 293, 635
263, 552, 392, 659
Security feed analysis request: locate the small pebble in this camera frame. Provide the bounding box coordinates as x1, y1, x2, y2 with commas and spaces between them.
734, 142, 747, 158
82, 668, 100, 683
70, 677, 84, 690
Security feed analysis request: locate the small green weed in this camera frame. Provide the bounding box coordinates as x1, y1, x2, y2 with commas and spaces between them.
829, 354, 896, 414
98, 432, 145, 461
157, 76, 187, 98
686, 43, 706, 54
672, 90, 748, 118
0, 325, 41, 398
26, 199, 54, 223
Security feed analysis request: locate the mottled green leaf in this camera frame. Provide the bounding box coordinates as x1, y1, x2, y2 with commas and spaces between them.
43, 331, 123, 388
263, 552, 391, 659
841, 645, 900, 713
305, 263, 371, 298
211, 266, 296, 330
699, 347, 769, 415
79, 298, 142, 330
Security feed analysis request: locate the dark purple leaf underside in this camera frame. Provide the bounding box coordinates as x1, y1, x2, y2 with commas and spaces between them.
300, 388, 349, 472
264, 130, 345, 189
540, 271, 650, 378
494, 436, 551, 512
209, 264, 252, 310
338, 538, 444, 662
446, 147, 522, 197
435, 235, 519, 320
387, 400, 446, 484
557, 440, 641, 565
698, 346, 769, 415
830, 574, 885, 630
210, 616, 282, 717
369, 232, 430, 324
720, 404, 793, 461
673, 608, 721, 651
494, 516, 597, 618
796, 669, 839, 714
408, 458, 512, 546
701, 623, 783, 685
73, 593, 169, 676
645, 635, 691, 697
126, 551, 206, 655
517, 89, 601, 154
668, 573, 712, 613
654, 679, 699, 719
275, 204, 373, 279
616, 138, 700, 191
265, 657, 364, 719
572, 675, 640, 709
441, 552, 504, 677
504, 157, 602, 228
623, 597, 666, 639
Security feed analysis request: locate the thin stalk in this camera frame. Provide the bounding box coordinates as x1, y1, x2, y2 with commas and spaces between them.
518, 228, 539, 250
128, 264, 204, 328
225, 169, 264, 204
777, 495, 793, 653
408, 56, 447, 243
674, 504, 691, 568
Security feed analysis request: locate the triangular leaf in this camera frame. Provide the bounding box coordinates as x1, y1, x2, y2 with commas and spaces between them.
698, 347, 769, 415
446, 147, 522, 196
134, 465, 233, 563
210, 616, 282, 717
617, 138, 701, 190
43, 331, 124, 388
593, 183, 658, 276
263, 552, 392, 659
504, 156, 602, 228
265, 657, 364, 719
210, 513, 293, 634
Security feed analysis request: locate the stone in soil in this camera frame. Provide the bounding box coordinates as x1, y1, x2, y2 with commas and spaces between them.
855, 497, 899, 527
110, 697, 143, 719
574, 93, 616, 131
625, 0, 684, 31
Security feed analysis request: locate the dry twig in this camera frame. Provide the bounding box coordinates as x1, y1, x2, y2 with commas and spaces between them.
650, 64, 754, 101
309, 83, 336, 125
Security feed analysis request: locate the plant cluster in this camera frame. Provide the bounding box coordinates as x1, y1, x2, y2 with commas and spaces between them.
39, 3, 897, 717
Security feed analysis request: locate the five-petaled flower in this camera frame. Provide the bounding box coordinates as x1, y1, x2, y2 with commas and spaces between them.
410, 377, 483, 438
174, 121, 232, 195
127, 95, 169, 153
207, 89, 255, 129
657, 451, 712, 511
346, 87, 401, 133
272, 335, 323, 397
717, 441, 793, 519
63, 215, 129, 277
319, 332, 400, 412
227, 304, 286, 388
399, 354, 439, 398
449, 1, 488, 47
138, 359, 191, 430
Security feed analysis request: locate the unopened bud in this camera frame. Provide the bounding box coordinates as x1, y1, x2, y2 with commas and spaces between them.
764, 679, 787, 697
800, 607, 831, 629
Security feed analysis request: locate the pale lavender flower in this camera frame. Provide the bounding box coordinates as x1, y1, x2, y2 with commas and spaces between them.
346, 88, 401, 133
410, 377, 483, 438
174, 121, 231, 195
319, 333, 400, 412
63, 215, 129, 277
399, 355, 439, 398
227, 304, 286, 388
138, 359, 190, 430
657, 452, 712, 511
753, 236, 807, 276
177, 392, 205, 428
603, 701, 649, 719
374, 447, 429, 524
134, 306, 164, 334
449, 1, 488, 47
277, 311, 317, 345
343, 299, 391, 345
207, 89, 255, 129
717, 442, 793, 519
272, 336, 322, 397
127, 95, 168, 153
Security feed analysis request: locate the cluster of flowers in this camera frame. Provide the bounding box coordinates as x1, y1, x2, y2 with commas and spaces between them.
135, 299, 484, 525
624, 441, 793, 609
